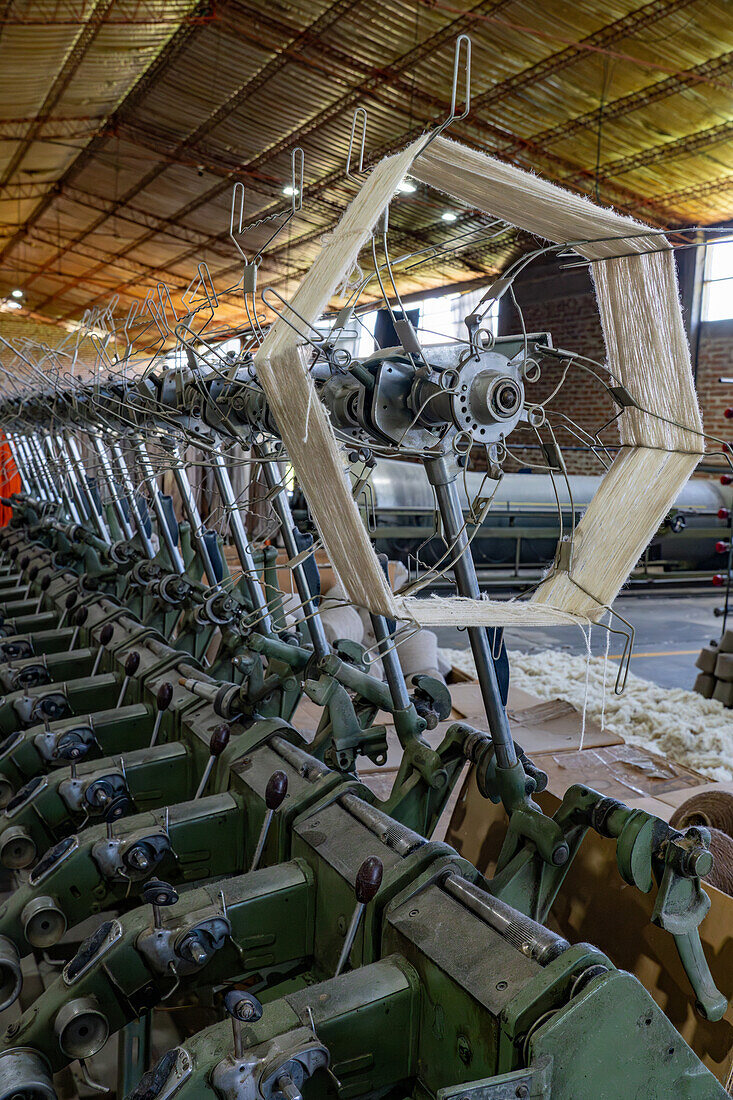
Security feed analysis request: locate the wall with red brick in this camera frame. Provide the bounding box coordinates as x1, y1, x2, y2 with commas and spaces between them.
499, 259, 733, 476
695, 320, 733, 456
498, 262, 616, 475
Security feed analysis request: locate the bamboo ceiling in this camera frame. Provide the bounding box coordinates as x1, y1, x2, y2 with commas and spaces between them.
0, 0, 731, 337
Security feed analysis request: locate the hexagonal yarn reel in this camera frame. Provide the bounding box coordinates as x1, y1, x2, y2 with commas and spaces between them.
254, 134, 704, 631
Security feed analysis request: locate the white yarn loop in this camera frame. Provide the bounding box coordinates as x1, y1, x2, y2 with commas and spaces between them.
601, 612, 611, 731
579, 624, 592, 751
302, 383, 314, 444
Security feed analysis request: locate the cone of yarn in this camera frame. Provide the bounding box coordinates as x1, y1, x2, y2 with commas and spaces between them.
670, 790, 733, 839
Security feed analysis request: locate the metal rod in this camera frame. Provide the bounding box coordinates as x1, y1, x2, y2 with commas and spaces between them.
249, 809, 273, 871
108, 440, 156, 559
133, 438, 185, 574
91, 435, 134, 540
170, 447, 218, 588
209, 450, 273, 634
258, 446, 329, 659
425, 455, 517, 770
334, 901, 364, 976
65, 433, 111, 543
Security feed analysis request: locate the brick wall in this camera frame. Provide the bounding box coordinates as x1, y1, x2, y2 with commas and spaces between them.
0, 315, 67, 345
695, 320, 733, 454
499, 260, 733, 475
498, 263, 616, 475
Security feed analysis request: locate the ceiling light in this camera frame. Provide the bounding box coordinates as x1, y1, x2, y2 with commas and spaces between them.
10, 288, 23, 298
3, 300, 21, 310
282, 185, 298, 197
397, 180, 417, 193
441, 211, 457, 222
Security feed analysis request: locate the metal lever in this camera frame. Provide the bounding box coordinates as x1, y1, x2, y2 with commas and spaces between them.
142, 878, 179, 929
34, 573, 51, 614
116, 651, 140, 708
250, 771, 288, 871
194, 724, 230, 799
149, 681, 173, 747
57, 591, 78, 629
68, 606, 88, 651
91, 623, 114, 677
334, 855, 383, 976
224, 990, 263, 1059
652, 827, 728, 1021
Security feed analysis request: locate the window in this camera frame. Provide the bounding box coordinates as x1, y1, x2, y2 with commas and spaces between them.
351, 287, 499, 358
418, 287, 498, 346
702, 237, 733, 322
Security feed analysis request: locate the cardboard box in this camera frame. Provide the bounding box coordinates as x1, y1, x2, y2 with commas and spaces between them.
445, 763, 732, 1084
530, 742, 707, 802
448, 682, 623, 755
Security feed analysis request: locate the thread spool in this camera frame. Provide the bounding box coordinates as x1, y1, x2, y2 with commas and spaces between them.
670, 791, 733, 840
705, 828, 733, 897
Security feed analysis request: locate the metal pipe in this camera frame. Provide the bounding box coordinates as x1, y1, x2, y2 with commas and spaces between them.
170, 447, 218, 588
108, 440, 156, 560
91, 436, 134, 540
258, 448, 329, 659
369, 611, 410, 711
209, 450, 272, 634
133, 438, 184, 573
425, 454, 517, 770
65, 434, 111, 543
54, 434, 90, 524
28, 434, 59, 504
442, 873, 569, 965
16, 433, 44, 498
5, 432, 31, 494
45, 436, 82, 524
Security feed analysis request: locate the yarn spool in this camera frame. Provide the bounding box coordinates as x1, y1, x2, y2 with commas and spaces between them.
669, 790, 733, 839
395, 628, 443, 682
319, 583, 364, 647
705, 828, 733, 897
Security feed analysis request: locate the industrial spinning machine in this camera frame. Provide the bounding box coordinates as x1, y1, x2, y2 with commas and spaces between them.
0, 35, 728, 1100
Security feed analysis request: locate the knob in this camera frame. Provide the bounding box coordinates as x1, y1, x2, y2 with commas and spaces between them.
716, 541, 730, 554
58, 590, 78, 628
67, 606, 88, 652
142, 878, 179, 928
194, 725, 231, 799
719, 508, 730, 521
125, 651, 140, 677
209, 724, 230, 757
157, 682, 173, 711
712, 574, 726, 587
355, 855, 383, 905
250, 771, 289, 871
721, 475, 733, 486
91, 622, 115, 676
224, 990, 263, 1023
149, 681, 174, 747
116, 651, 140, 707
335, 856, 383, 976
224, 990, 263, 1058
265, 770, 288, 811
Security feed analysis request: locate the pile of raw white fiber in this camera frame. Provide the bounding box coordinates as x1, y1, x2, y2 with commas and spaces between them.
442, 647, 733, 783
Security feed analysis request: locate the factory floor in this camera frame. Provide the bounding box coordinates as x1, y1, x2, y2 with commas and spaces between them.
434, 592, 722, 691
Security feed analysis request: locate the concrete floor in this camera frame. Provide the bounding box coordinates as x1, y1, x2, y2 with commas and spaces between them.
434, 592, 723, 690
